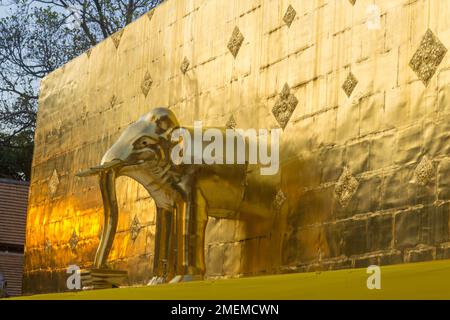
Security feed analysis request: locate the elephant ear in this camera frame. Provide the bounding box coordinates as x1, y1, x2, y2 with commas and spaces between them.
144, 107, 180, 139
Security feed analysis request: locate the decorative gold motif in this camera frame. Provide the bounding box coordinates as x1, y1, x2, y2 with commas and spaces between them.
80, 105, 88, 123
335, 167, 359, 207
272, 83, 298, 130
226, 115, 237, 129
409, 29, 447, 86
48, 169, 59, 196
283, 5, 297, 28
414, 156, 434, 186
141, 71, 153, 97
227, 26, 244, 58
342, 72, 358, 97
69, 231, 79, 250
274, 190, 287, 210
86, 48, 92, 58
147, 10, 155, 22
44, 239, 52, 254
180, 57, 190, 74
348, 0, 356, 5
130, 216, 141, 241
111, 30, 124, 49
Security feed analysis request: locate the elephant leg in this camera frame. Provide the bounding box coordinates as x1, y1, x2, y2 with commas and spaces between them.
168, 189, 207, 283
94, 170, 118, 269
170, 200, 187, 281
150, 207, 175, 284
186, 188, 208, 278
166, 208, 177, 281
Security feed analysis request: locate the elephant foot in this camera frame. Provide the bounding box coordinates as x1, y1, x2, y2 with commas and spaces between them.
147, 276, 166, 286
168, 274, 203, 284
81, 269, 127, 290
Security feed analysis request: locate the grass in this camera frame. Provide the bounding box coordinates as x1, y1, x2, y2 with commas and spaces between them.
11, 259, 450, 300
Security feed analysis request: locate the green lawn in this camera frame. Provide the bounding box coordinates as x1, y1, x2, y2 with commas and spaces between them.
11, 259, 450, 300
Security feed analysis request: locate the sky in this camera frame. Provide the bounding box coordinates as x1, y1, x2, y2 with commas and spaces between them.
0, 1, 56, 19
0, 2, 14, 18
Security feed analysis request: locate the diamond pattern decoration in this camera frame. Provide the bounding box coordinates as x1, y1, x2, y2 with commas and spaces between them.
130, 216, 141, 241
111, 30, 124, 49
274, 190, 287, 210
272, 83, 298, 130
180, 57, 190, 74
141, 71, 153, 97
414, 156, 434, 186
56, 120, 63, 139
227, 26, 245, 58
44, 239, 52, 254
335, 167, 359, 208
69, 231, 79, 250
81, 105, 88, 123
283, 5, 297, 28
342, 72, 358, 97
49, 169, 59, 196
409, 29, 447, 86
226, 115, 237, 129
147, 10, 155, 21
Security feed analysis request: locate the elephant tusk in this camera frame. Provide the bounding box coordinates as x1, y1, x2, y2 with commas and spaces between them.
76, 168, 101, 177
76, 159, 123, 177
92, 159, 123, 170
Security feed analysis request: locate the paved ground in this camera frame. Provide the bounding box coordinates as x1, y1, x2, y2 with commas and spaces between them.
11, 259, 450, 300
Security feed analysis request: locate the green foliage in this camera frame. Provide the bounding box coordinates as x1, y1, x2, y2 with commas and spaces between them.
0, 130, 34, 180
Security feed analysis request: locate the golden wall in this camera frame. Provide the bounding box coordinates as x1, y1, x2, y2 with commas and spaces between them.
24, 0, 450, 293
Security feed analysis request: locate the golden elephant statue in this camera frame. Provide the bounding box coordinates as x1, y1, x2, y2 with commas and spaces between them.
77, 107, 280, 284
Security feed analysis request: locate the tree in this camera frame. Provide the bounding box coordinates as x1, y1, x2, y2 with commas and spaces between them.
0, 0, 163, 181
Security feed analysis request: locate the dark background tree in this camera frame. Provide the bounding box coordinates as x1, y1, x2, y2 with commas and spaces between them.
0, 0, 163, 181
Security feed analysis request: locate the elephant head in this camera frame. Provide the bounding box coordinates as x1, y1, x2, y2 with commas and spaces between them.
77, 107, 185, 269
86, 107, 180, 174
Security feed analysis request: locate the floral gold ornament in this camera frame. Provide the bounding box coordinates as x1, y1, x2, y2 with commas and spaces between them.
69, 230, 79, 250
111, 30, 124, 49
227, 26, 244, 58
409, 29, 447, 86
80, 105, 88, 123
146, 10, 155, 22
130, 216, 141, 241
414, 156, 434, 186
274, 190, 287, 210
283, 5, 297, 28
141, 71, 153, 97
44, 239, 52, 255
225, 115, 237, 129
342, 72, 358, 97
180, 57, 190, 74
272, 83, 298, 130
335, 167, 359, 208
48, 169, 59, 196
